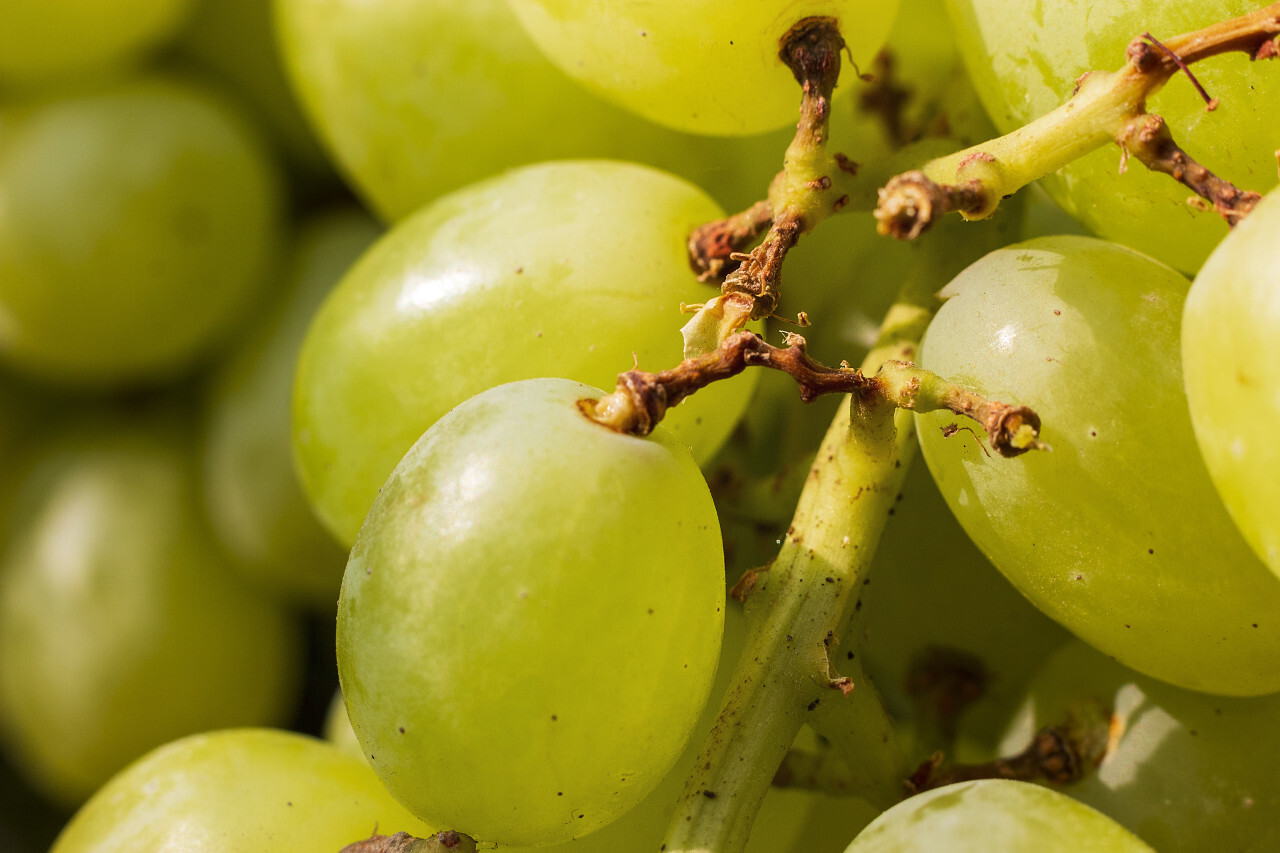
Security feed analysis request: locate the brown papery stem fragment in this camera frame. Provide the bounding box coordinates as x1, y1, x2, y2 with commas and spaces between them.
581, 330, 1044, 458
340, 831, 477, 853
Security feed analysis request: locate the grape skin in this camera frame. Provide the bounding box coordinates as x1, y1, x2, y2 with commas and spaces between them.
0, 417, 302, 807
50, 729, 436, 852
916, 235, 1280, 696
203, 208, 382, 608
337, 378, 725, 845
292, 160, 757, 547
507, 0, 901, 136
990, 640, 1280, 852
944, 0, 1280, 274
274, 0, 786, 220
1182, 187, 1280, 580
844, 779, 1154, 851
0, 74, 284, 386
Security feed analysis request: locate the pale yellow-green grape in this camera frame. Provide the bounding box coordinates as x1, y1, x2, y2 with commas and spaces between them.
507, 0, 900, 136
844, 779, 1154, 852
916, 235, 1280, 696
337, 378, 725, 845
0, 0, 194, 87
176, 0, 335, 183
204, 208, 381, 608
1183, 187, 1280, 579
293, 161, 757, 547
50, 729, 436, 852
0, 74, 284, 386
0, 416, 302, 807
944, 0, 1279, 274
275, 0, 787, 220
856, 454, 1071, 749
989, 640, 1280, 852
330, 571, 875, 852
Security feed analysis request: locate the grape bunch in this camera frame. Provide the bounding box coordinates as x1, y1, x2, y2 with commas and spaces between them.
0, 0, 1277, 851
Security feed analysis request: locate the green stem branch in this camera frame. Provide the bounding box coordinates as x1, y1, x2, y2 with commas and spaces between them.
874, 3, 1280, 238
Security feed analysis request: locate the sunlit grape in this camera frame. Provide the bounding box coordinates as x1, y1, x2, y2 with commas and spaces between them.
916, 235, 1280, 696
51, 729, 435, 852
338, 378, 724, 844
1182, 187, 1280, 579
293, 160, 756, 546
845, 779, 1154, 851
945, 0, 1279, 273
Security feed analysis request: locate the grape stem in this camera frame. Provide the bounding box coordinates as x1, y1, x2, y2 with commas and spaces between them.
905, 700, 1112, 795
582, 331, 1045, 459
874, 3, 1280, 239
772, 745, 863, 795
655, 223, 1045, 850
683, 17, 854, 331
339, 831, 476, 853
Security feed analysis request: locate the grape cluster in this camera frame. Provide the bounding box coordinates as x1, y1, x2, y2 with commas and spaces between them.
1, 0, 1277, 851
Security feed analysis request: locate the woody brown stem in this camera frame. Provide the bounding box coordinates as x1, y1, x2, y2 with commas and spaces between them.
688, 200, 774, 282
1119, 113, 1261, 224
581, 331, 1044, 458
340, 831, 476, 853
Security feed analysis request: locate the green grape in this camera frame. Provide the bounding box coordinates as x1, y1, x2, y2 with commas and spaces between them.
330, 602, 876, 851
50, 729, 436, 851
204, 208, 381, 608
856, 455, 1071, 749
915, 235, 1280, 696
0, 74, 284, 386
844, 779, 1154, 852
337, 378, 725, 845
293, 160, 757, 547
0, 415, 303, 807
988, 640, 1280, 853
944, 0, 1279, 273
1182, 187, 1280, 579
507, 0, 900, 136
176, 0, 335, 183
275, 0, 786, 221
0, 0, 194, 87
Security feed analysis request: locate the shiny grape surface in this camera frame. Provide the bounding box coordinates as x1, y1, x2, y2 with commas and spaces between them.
1183, 187, 1280, 579
293, 160, 755, 546
507, 0, 900, 135
916, 235, 1280, 696
0, 74, 283, 385
845, 779, 1154, 852
275, 0, 784, 220
338, 378, 725, 845
51, 729, 436, 852
991, 641, 1280, 852
204, 208, 381, 607
945, 0, 1280, 273
0, 417, 302, 807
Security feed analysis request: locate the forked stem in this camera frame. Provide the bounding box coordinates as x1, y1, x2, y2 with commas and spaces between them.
874, 3, 1280, 238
